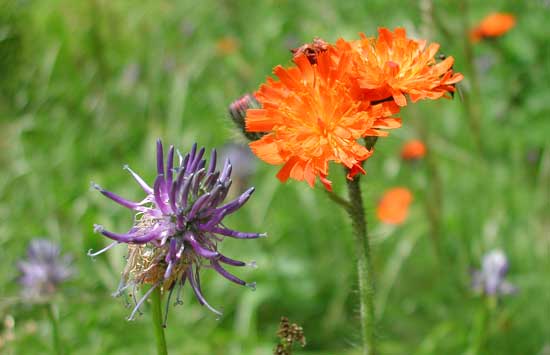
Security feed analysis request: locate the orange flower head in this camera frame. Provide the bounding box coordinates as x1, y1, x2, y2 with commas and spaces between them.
401, 139, 426, 160
470, 13, 516, 42
245, 49, 401, 191
377, 187, 413, 225
338, 28, 463, 107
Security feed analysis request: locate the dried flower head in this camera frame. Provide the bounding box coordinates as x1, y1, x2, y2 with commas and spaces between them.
246, 50, 401, 190
376, 187, 413, 225
338, 27, 463, 106
17, 239, 73, 302
91, 139, 264, 320
274, 316, 306, 355
472, 250, 517, 296
470, 13, 516, 42
401, 139, 426, 160
290, 37, 329, 64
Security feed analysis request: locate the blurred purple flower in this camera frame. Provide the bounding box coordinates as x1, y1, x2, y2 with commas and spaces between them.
18, 239, 73, 301
526, 147, 541, 165
180, 20, 195, 38
120, 62, 140, 89
471, 249, 516, 296
218, 143, 257, 192
91, 139, 264, 320
474, 53, 495, 74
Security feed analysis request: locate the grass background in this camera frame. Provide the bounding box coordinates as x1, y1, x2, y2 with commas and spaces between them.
1, 0, 549, 354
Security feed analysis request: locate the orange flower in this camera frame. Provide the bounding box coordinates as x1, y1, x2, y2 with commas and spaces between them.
377, 187, 413, 224
337, 28, 463, 107
246, 50, 401, 191
216, 36, 239, 55
470, 13, 516, 42
401, 139, 426, 160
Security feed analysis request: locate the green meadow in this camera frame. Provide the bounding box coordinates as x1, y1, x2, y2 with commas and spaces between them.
1, 1, 549, 354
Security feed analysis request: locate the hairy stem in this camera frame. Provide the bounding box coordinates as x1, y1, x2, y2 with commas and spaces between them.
324, 189, 351, 210
151, 287, 168, 355
346, 175, 377, 355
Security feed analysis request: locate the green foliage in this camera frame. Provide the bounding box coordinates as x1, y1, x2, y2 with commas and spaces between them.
1, 0, 549, 354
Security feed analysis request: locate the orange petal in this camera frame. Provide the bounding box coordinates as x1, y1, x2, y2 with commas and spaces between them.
249, 135, 284, 165
319, 174, 333, 191
391, 89, 408, 107
246, 109, 277, 132
276, 157, 300, 183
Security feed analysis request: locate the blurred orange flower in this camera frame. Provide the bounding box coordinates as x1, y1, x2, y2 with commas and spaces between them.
401, 139, 426, 160
377, 187, 413, 224
246, 50, 401, 191
470, 13, 516, 42
216, 36, 239, 55
337, 28, 463, 106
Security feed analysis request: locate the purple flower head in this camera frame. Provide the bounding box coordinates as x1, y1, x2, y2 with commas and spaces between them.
18, 239, 73, 302
471, 249, 517, 296
91, 139, 265, 321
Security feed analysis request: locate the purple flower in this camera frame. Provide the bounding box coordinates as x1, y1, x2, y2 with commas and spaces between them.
90, 139, 265, 320
218, 143, 257, 193
471, 250, 517, 296
18, 239, 73, 301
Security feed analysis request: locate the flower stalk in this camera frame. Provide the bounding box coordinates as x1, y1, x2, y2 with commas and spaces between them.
341, 136, 378, 355
467, 296, 496, 355
150, 287, 168, 355
46, 303, 63, 355
346, 174, 377, 355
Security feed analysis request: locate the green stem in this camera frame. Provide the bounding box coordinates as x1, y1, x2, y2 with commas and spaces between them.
468, 296, 494, 355
415, 0, 447, 267
345, 175, 377, 355
459, 0, 484, 154
412, 115, 443, 265
151, 287, 168, 355
324, 189, 351, 210
46, 302, 63, 355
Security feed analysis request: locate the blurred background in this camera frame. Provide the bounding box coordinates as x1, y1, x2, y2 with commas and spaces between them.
1, 0, 549, 354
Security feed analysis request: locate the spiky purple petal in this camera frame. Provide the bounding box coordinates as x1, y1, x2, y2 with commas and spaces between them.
187, 267, 222, 316
124, 165, 153, 194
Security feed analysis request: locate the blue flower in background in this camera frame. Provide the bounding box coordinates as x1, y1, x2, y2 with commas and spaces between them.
472, 249, 517, 296
18, 239, 73, 302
